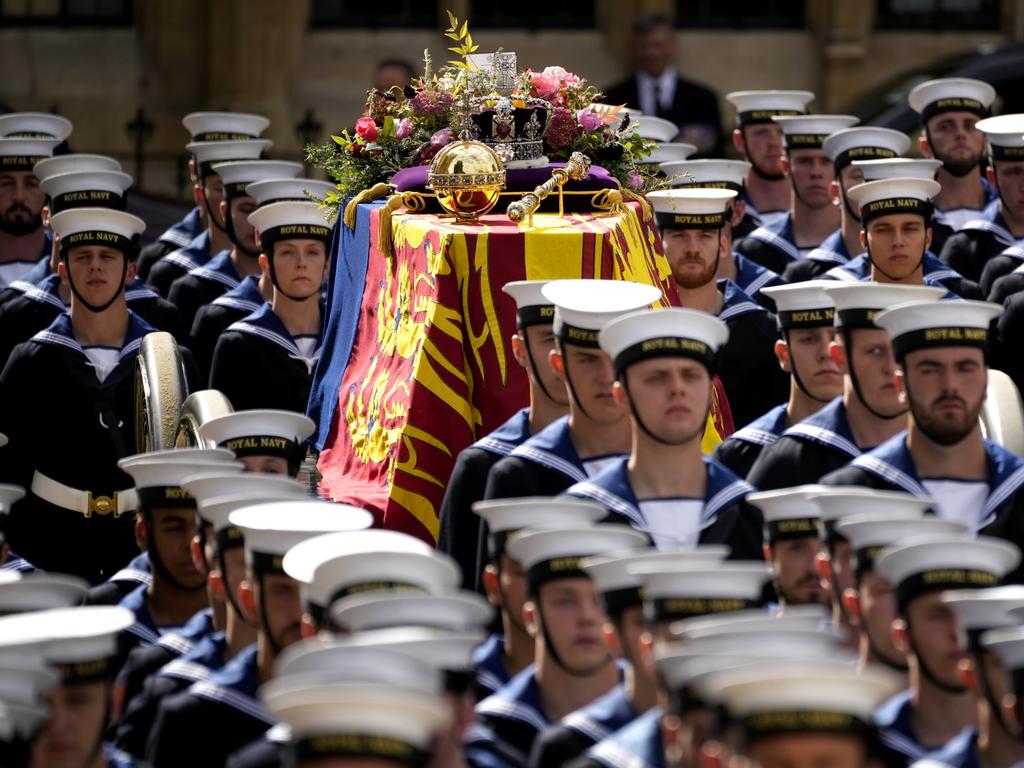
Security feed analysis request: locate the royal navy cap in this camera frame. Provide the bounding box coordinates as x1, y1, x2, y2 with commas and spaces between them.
822, 127, 911, 172
330, 590, 493, 634
198, 409, 315, 469
876, 536, 1020, 610
661, 159, 751, 191
33, 154, 121, 182
670, 626, 844, 658
0, 574, 88, 614
187, 139, 272, 176
182, 112, 270, 142
246, 177, 337, 207
40, 170, 133, 214
0, 113, 72, 140
846, 178, 941, 226
975, 114, 1024, 161
809, 487, 935, 544
248, 201, 335, 247
670, 604, 828, 638
229, 501, 374, 575
502, 280, 555, 328
182, 471, 308, 505
599, 307, 729, 375
773, 115, 859, 150
632, 116, 679, 142
507, 524, 649, 596
908, 78, 995, 122
471, 497, 608, 560
725, 91, 815, 126
337, 625, 485, 684
747, 485, 826, 544
646, 143, 698, 167
941, 586, 1024, 645
543, 279, 662, 348
761, 281, 835, 330
630, 562, 772, 623
834, 514, 966, 580
195, 490, 311, 558
211, 160, 304, 199
49, 208, 146, 255
981, 625, 1024, 671
874, 299, 1001, 359
822, 282, 947, 330
119, 450, 241, 508
0, 654, 58, 739
0, 138, 62, 171
853, 158, 943, 181
646, 188, 737, 231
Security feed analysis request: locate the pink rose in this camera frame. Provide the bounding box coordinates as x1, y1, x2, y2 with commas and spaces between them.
529, 69, 560, 101
430, 127, 452, 147
577, 108, 604, 134
625, 170, 644, 190
354, 116, 378, 142
541, 66, 568, 81
396, 118, 414, 139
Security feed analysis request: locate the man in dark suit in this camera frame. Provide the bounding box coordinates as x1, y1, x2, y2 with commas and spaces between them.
602, 14, 723, 157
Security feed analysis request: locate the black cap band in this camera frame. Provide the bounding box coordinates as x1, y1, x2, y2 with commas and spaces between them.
213, 525, 245, 556
328, 581, 426, 609
835, 308, 881, 330
261, 223, 332, 246
644, 597, 756, 623
834, 146, 897, 172
614, 336, 716, 376
765, 516, 822, 543
742, 711, 871, 741
527, 556, 588, 595
224, 182, 257, 199
61, 229, 136, 253
516, 305, 555, 329
193, 132, 259, 141
50, 190, 127, 215
891, 326, 989, 360
685, 180, 745, 193
738, 109, 802, 126
778, 308, 834, 330
990, 145, 1024, 162
860, 197, 933, 227
136, 486, 195, 510
921, 97, 988, 124
248, 550, 286, 576
654, 211, 727, 230
55, 657, 115, 684
601, 585, 644, 617
220, 434, 304, 462
0, 155, 47, 172
293, 735, 430, 767
784, 134, 830, 150
896, 568, 999, 612
854, 546, 886, 582
554, 320, 601, 349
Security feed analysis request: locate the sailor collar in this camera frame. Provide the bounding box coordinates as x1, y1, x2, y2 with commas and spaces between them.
108, 551, 152, 587
162, 230, 212, 273
188, 248, 241, 290
744, 212, 801, 264
733, 253, 778, 297
472, 633, 509, 698
824, 251, 964, 286
212, 274, 263, 313
727, 403, 789, 448
118, 583, 162, 646
565, 456, 753, 531
781, 396, 861, 459
476, 664, 548, 734
159, 207, 203, 249
508, 416, 589, 484
875, 690, 926, 762
848, 432, 1024, 528
933, 179, 998, 223
473, 408, 531, 457
228, 302, 323, 373
188, 643, 273, 725
958, 200, 1016, 246
158, 632, 228, 685
806, 229, 855, 266
585, 706, 665, 768
562, 684, 636, 745
20, 274, 158, 310
719, 278, 767, 322
31, 309, 155, 362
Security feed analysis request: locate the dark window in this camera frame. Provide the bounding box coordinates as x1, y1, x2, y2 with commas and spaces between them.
470, 0, 595, 28
676, 0, 806, 28
875, 0, 1001, 30
310, 0, 436, 28
0, 0, 132, 25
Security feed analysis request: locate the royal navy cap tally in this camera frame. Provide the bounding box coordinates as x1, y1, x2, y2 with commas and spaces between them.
0, 574, 89, 615
502, 280, 555, 328
908, 78, 996, 123
0, 112, 72, 140
876, 536, 1020, 610
599, 307, 729, 375
975, 114, 1024, 162
670, 604, 827, 639
874, 299, 1001, 359
846, 177, 940, 226
773, 115, 859, 150
229, 501, 374, 575
646, 188, 737, 230
198, 409, 315, 468
822, 126, 912, 171
834, 515, 966, 580
248, 200, 335, 247
49, 207, 146, 256
661, 159, 752, 191
630, 562, 772, 623
941, 586, 1024, 647
725, 90, 815, 126
0, 138, 62, 172
118, 449, 241, 509
808, 487, 935, 544
246, 177, 336, 207
330, 590, 493, 634
646, 142, 697, 166
981, 626, 1024, 672
187, 139, 272, 177
747, 485, 827, 543
40, 170, 133, 214
543, 279, 662, 348
471, 497, 607, 559
632, 115, 679, 142
822, 281, 946, 330
506, 524, 649, 595
211, 159, 304, 199
853, 157, 943, 182
182, 112, 270, 142
33, 154, 121, 182
761, 281, 835, 330
0, 606, 134, 683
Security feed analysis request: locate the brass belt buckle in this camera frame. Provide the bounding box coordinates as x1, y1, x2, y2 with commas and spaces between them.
85, 491, 119, 518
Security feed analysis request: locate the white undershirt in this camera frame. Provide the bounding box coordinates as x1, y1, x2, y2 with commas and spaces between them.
636, 69, 677, 117
83, 347, 120, 382
938, 207, 986, 232
921, 479, 989, 534
758, 210, 789, 228
638, 498, 704, 549
0, 261, 37, 288
582, 455, 621, 478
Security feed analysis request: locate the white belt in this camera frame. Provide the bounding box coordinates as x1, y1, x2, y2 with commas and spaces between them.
31, 472, 137, 518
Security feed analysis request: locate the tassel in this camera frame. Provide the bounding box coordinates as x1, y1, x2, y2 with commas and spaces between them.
591, 188, 626, 215
377, 192, 432, 257
343, 182, 395, 230
615, 180, 653, 222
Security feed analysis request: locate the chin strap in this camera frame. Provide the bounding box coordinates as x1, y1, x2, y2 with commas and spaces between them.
64, 254, 128, 314
201, 185, 228, 234
841, 328, 908, 421
784, 329, 835, 404
865, 244, 926, 284
838, 178, 862, 225
908, 616, 967, 694
142, 509, 206, 594
223, 197, 261, 259
257, 570, 284, 658
265, 247, 321, 303
621, 371, 711, 448
924, 126, 980, 179
519, 326, 564, 406
535, 599, 610, 679
558, 341, 594, 421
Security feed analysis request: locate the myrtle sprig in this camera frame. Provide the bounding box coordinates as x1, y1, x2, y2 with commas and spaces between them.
444, 10, 478, 70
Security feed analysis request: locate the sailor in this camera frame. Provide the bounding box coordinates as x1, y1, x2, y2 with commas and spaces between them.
0, 570, 88, 613
724, 90, 815, 230
188, 176, 334, 378
873, 536, 1020, 767
646, 188, 789, 427
822, 299, 1024, 571
747, 283, 944, 490
563, 306, 762, 559
0, 605, 140, 767
468, 524, 648, 768
198, 409, 317, 476
908, 78, 998, 248
735, 114, 858, 274
993, 287, 1024, 393
167, 159, 302, 331
713, 282, 841, 478
439, 280, 570, 591
147, 135, 270, 297
210, 200, 334, 413
470, 498, 606, 701
785, 126, 911, 282
978, 625, 1024, 766
0, 207, 198, 584
483, 279, 659, 500
146, 500, 372, 767
0, 643, 56, 767
139, 111, 270, 282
